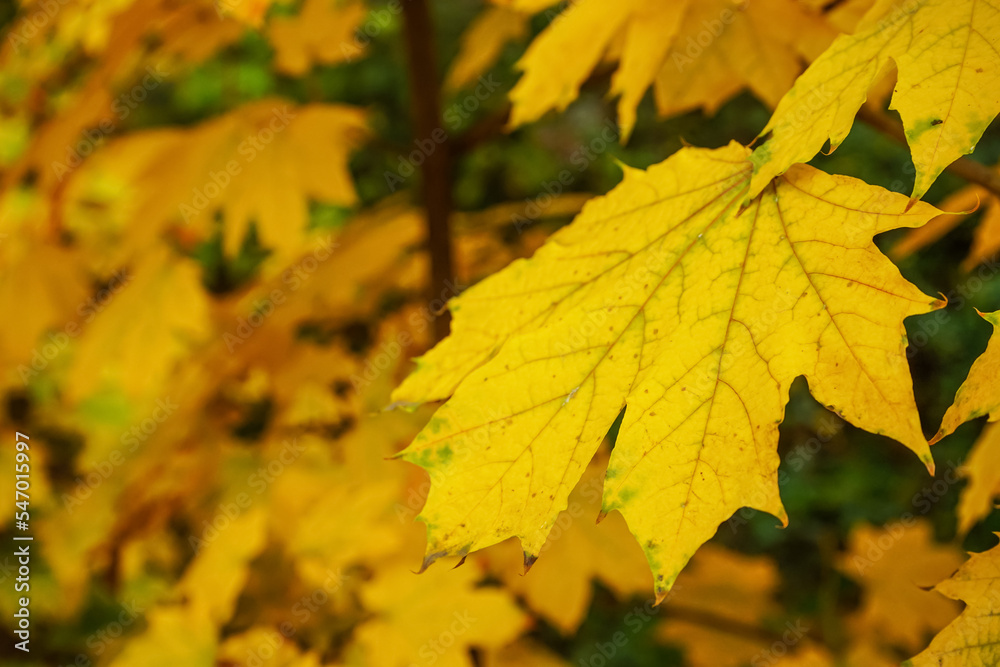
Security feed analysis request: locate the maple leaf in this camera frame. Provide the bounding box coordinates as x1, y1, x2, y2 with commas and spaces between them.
219, 628, 323, 667
934, 310, 1000, 441
107, 607, 217, 667
905, 537, 1000, 666
445, 4, 528, 92
956, 422, 1000, 534
836, 521, 963, 651
63, 99, 368, 259
507, 0, 837, 140
930, 310, 1000, 533
482, 451, 652, 634
176, 507, 270, 624
66, 249, 211, 401
748, 0, 1000, 202
354, 560, 527, 667
268, 0, 369, 75
394, 142, 942, 601
657, 545, 779, 667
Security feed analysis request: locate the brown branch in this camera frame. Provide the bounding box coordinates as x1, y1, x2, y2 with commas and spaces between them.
857, 105, 1000, 198
402, 0, 454, 342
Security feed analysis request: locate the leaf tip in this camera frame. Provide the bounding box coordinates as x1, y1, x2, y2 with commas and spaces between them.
522, 551, 538, 574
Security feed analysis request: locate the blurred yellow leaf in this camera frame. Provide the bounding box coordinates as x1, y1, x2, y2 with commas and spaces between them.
354, 561, 527, 667
658, 545, 780, 667
508, 0, 837, 139
268, 0, 369, 75
836, 521, 963, 651
482, 451, 652, 634
935, 310, 1000, 441
445, 5, 527, 92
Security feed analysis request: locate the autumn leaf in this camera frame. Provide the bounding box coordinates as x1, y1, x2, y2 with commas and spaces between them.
445, 4, 528, 92
956, 421, 1000, 534
219, 628, 323, 667
395, 141, 941, 601
931, 310, 1000, 533
482, 450, 652, 634
934, 309, 1000, 441
658, 545, 779, 667
905, 537, 1000, 666
354, 559, 527, 667
507, 0, 837, 140
107, 607, 216, 667
66, 248, 211, 402
268, 0, 369, 75
748, 0, 1000, 202
836, 521, 963, 651
63, 99, 368, 259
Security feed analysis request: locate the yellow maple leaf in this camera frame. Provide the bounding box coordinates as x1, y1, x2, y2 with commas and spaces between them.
957, 422, 1000, 534
353, 560, 527, 667
507, 0, 837, 140
934, 310, 1000, 441
176, 507, 269, 625
268, 0, 369, 75
658, 545, 779, 667
107, 606, 217, 667
748, 0, 1000, 202
445, 4, 528, 92
836, 521, 963, 651
62, 99, 368, 259
394, 142, 941, 602
905, 537, 1000, 667
66, 249, 212, 402
930, 310, 1000, 533
216, 0, 276, 27
219, 628, 323, 667
482, 450, 652, 634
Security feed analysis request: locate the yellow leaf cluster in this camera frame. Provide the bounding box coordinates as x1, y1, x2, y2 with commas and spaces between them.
507, 0, 840, 139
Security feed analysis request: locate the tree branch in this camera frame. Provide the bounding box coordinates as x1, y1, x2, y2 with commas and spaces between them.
402, 0, 454, 342
857, 105, 1000, 198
